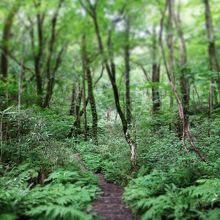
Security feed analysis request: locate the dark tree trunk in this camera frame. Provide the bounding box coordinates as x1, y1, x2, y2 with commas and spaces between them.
124, 17, 132, 124
69, 84, 83, 138
43, 46, 65, 108
0, 0, 20, 80
152, 64, 161, 112
43, 0, 64, 108
82, 61, 88, 141
70, 83, 77, 116
151, 27, 161, 113
29, 1, 45, 106
81, 35, 98, 144
85, 4, 137, 170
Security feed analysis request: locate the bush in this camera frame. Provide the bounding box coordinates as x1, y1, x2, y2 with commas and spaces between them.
124, 170, 220, 220
0, 164, 100, 220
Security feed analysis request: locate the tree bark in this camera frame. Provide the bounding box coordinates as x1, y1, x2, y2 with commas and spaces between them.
43, 0, 64, 108
82, 59, 88, 141
70, 83, 77, 116
29, 1, 45, 106
69, 84, 83, 138
151, 27, 161, 113
124, 17, 132, 124
81, 35, 98, 144
173, 0, 190, 133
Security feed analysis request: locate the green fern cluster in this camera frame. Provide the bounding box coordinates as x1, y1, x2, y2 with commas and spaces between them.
124, 171, 220, 220
0, 165, 99, 220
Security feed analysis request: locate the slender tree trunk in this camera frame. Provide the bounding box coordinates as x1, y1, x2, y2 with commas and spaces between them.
204, 0, 220, 81
152, 64, 161, 112
82, 64, 88, 141
70, 83, 77, 116
18, 56, 24, 162
43, 45, 65, 108
68, 66, 104, 138
29, 1, 44, 106
167, 0, 176, 117
204, 0, 219, 117
75, 87, 83, 135
81, 35, 98, 144
173, 1, 190, 133
43, 0, 64, 108
204, 0, 220, 117
0, 0, 20, 80
159, 0, 206, 161
69, 84, 83, 138
152, 27, 161, 113
124, 17, 132, 124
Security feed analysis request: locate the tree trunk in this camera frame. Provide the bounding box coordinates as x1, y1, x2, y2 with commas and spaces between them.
152, 64, 161, 112
173, 0, 190, 132
43, 0, 64, 108
124, 17, 132, 124
81, 35, 98, 144
29, 1, 44, 106
70, 83, 77, 116
159, 0, 206, 161
151, 27, 161, 113
88, 6, 137, 170
204, 0, 219, 118
69, 84, 83, 138
0, 0, 20, 80
82, 62, 88, 141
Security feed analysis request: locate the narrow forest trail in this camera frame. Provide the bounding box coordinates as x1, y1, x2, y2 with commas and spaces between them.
92, 173, 137, 220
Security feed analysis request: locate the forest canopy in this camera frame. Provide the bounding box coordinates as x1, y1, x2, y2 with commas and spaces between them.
0, 0, 220, 219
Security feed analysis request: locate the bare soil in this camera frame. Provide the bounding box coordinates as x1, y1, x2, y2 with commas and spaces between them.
92, 174, 137, 220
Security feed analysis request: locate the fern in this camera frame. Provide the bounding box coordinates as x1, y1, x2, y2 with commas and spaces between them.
26, 205, 93, 220
0, 167, 99, 219
124, 171, 220, 220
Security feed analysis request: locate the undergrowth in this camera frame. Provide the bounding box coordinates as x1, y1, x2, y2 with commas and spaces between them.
123, 112, 220, 220
0, 107, 100, 220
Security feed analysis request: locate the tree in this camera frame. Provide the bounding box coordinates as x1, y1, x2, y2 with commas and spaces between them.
81, 35, 98, 144
124, 16, 132, 123
28, 0, 65, 107
151, 26, 161, 113
43, 0, 65, 108
80, 0, 137, 170
173, 0, 190, 132
0, 0, 20, 80
203, 0, 219, 116
159, 0, 206, 161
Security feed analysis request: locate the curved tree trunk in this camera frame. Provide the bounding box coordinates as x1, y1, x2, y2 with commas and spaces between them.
159, 0, 206, 162
85, 4, 137, 170
173, 0, 190, 134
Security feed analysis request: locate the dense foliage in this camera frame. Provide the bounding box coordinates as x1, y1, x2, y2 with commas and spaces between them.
1, 0, 220, 219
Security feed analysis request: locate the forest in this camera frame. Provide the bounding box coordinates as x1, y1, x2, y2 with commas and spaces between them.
0, 0, 220, 219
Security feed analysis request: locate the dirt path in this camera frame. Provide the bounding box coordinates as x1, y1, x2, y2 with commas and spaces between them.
92, 174, 137, 220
